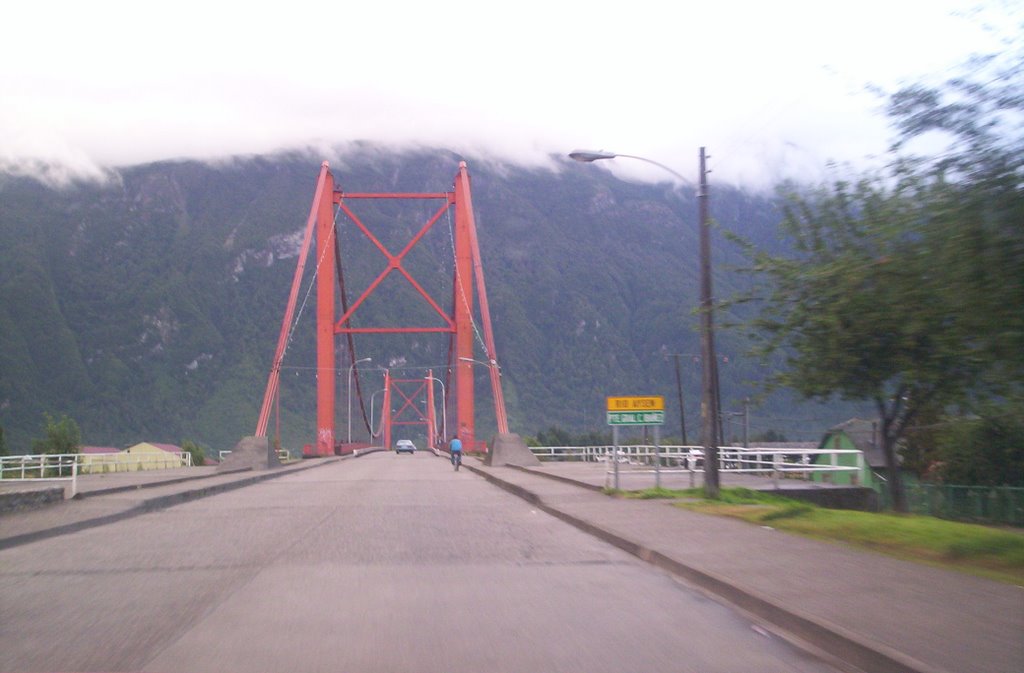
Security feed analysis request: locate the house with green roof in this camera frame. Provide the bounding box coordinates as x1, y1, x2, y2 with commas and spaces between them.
812, 418, 899, 488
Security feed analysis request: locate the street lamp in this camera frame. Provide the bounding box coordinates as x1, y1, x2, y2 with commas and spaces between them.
425, 375, 448, 442
569, 150, 688, 182
458, 356, 500, 373
569, 148, 722, 497
369, 388, 386, 439
347, 357, 372, 443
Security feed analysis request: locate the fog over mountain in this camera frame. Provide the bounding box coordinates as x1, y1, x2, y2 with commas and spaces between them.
3, 2, 1011, 191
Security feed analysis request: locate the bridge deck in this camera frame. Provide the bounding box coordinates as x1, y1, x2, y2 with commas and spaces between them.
2, 450, 1024, 671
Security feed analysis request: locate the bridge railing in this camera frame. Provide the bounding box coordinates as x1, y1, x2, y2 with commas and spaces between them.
530, 445, 865, 488
0, 451, 193, 481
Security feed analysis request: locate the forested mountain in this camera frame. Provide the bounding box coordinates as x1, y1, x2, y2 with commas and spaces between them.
0, 147, 861, 452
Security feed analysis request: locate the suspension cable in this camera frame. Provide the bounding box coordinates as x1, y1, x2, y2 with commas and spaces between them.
445, 199, 488, 353
284, 206, 341, 360
334, 215, 373, 436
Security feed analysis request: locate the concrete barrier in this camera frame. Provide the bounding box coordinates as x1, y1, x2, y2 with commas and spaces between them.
484, 433, 540, 467
217, 436, 281, 472
0, 487, 66, 514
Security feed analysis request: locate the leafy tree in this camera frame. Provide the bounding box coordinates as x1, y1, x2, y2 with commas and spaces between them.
734, 54, 1023, 512
751, 429, 788, 443
536, 426, 573, 446
577, 429, 612, 446
532, 426, 613, 447
936, 409, 1024, 487
181, 439, 206, 466
31, 413, 81, 455
899, 402, 946, 478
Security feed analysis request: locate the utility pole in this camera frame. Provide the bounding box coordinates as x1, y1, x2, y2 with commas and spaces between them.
743, 397, 750, 448
673, 354, 687, 445
713, 351, 725, 449
699, 147, 721, 498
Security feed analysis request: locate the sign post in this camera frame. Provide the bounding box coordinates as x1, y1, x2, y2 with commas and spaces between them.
654, 423, 661, 489
612, 425, 620, 490
606, 396, 665, 491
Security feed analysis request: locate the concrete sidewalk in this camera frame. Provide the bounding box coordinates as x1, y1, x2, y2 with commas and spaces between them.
0, 458, 340, 549
465, 459, 1024, 673
0, 465, 238, 498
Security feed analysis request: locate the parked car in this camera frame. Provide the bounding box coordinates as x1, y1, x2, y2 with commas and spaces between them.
395, 439, 416, 454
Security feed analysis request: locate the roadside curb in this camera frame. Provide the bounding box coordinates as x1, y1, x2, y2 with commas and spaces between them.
464, 460, 948, 673
75, 467, 253, 499
506, 463, 605, 491
0, 457, 342, 551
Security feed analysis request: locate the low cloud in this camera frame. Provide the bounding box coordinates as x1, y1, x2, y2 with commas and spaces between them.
0, 0, 1009, 189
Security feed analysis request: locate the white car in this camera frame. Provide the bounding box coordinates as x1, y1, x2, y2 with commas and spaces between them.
395, 439, 416, 454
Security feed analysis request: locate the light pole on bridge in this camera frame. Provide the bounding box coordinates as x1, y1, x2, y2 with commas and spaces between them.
347, 357, 373, 444
369, 388, 387, 440
425, 374, 448, 445
458, 356, 500, 373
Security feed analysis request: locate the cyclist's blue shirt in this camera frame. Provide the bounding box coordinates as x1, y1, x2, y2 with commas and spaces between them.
450, 438, 463, 452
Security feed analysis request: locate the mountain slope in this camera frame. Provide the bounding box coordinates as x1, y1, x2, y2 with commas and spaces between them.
0, 148, 861, 451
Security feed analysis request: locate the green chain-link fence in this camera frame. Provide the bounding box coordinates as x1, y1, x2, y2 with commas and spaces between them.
875, 482, 1024, 526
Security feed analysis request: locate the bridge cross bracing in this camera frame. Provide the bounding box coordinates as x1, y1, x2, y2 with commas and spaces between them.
255, 161, 508, 457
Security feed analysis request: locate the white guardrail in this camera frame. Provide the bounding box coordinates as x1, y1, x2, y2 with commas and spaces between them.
0, 451, 194, 498
0, 451, 193, 479
530, 445, 865, 489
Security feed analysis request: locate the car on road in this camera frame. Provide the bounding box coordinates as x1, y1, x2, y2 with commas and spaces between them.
395, 439, 416, 454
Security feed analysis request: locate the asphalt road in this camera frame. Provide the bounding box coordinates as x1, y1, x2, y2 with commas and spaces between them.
1, 451, 840, 673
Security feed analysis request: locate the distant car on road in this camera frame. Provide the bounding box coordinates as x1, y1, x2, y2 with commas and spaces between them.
395, 439, 416, 454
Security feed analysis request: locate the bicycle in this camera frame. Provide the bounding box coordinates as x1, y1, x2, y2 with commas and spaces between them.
451, 450, 462, 471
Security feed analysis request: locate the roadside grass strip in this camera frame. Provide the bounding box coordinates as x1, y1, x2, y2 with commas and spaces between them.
610, 486, 1024, 584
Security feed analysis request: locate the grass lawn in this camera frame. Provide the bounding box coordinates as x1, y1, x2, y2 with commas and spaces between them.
608, 486, 1024, 584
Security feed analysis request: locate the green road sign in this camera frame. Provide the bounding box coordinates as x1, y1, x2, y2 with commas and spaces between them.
606, 410, 665, 426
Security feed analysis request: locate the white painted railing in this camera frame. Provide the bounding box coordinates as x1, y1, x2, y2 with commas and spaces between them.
530, 445, 865, 489
0, 451, 192, 480
0, 454, 80, 497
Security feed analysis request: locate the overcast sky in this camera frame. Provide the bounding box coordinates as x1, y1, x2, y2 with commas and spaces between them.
1, 1, 1017, 188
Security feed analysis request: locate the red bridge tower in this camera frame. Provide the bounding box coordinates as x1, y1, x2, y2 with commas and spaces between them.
254, 161, 508, 455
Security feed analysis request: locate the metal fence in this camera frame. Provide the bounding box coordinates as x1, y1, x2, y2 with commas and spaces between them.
875, 483, 1024, 526
530, 445, 864, 489
0, 451, 193, 480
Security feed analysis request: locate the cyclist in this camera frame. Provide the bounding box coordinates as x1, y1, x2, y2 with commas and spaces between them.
449, 434, 462, 471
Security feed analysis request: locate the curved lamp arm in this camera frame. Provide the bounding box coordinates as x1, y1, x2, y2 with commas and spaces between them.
569, 149, 688, 183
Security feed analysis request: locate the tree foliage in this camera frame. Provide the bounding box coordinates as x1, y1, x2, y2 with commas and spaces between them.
750, 429, 788, 443
735, 52, 1024, 511
181, 439, 206, 466
530, 425, 612, 447
31, 413, 81, 455
935, 408, 1024, 487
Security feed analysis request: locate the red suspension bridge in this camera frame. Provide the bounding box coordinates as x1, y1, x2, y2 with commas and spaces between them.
254, 161, 509, 457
